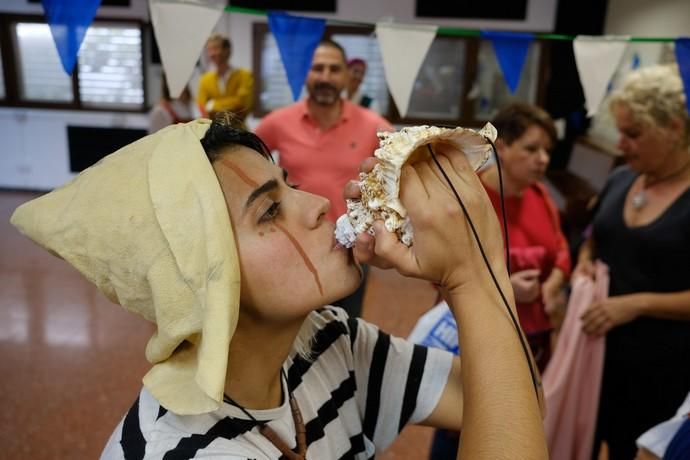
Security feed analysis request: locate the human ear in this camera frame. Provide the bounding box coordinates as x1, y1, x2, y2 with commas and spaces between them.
665, 116, 687, 150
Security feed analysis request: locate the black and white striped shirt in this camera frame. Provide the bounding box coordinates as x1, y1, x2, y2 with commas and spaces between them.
101, 306, 453, 459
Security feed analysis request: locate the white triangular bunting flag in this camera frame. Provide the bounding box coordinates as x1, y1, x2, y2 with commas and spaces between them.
149, 0, 225, 98
375, 22, 437, 118
573, 35, 629, 117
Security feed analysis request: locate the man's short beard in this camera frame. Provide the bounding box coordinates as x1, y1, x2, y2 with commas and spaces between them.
311, 93, 339, 105
308, 84, 340, 106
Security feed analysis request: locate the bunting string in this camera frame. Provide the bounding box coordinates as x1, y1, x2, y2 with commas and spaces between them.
42, 0, 688, 119
219, 4, 687, 117
224, 5, 679, 43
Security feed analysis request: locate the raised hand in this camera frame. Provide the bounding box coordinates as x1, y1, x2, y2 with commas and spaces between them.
511, 269, 542, 303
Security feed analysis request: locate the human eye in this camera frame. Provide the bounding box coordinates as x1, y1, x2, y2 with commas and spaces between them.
258, 201, 281, 223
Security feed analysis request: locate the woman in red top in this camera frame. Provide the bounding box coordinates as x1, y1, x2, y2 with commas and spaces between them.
480, 102, 571, 372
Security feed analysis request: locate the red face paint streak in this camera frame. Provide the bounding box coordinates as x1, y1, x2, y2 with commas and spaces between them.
220, 160, 323, 295
221, 159, 258, 187
274, 222, 324, 296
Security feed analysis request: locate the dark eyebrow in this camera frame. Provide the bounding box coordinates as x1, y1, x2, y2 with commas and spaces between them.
245, 178, 278, 212
244, 169, 289, 212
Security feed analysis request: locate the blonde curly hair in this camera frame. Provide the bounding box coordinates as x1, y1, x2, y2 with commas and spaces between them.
609, 64, 690, 147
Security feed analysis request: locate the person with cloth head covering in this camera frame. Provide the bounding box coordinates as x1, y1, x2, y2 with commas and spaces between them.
255, 39, 392, 319
575, 64, 690, 460
11, 115, 546, 459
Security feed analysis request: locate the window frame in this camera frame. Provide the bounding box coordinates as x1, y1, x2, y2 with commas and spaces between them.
251, 21, 550, 127
0, 13, 148, 113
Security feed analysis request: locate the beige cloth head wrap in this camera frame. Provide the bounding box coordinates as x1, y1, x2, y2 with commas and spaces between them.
10, 119, 240, 415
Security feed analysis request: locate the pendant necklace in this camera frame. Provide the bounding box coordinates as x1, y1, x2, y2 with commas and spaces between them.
224, 369, 307, 460
631, 160, 690, 211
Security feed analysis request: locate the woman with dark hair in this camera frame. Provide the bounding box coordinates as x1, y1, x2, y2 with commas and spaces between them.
429, 102, 568, 460
481, 102, 571, 372
11, 116, 546, 459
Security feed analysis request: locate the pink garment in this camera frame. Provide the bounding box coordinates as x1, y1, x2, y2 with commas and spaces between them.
543, 261, 609, 460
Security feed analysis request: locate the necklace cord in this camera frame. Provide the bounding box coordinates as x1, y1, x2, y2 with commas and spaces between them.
644, 159, 690, 187
425, 143, 540, 399
223, 369, 306, 459
632, 160, 690, 210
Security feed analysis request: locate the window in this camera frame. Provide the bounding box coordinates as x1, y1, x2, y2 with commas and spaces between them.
0, 14, 146, 112
472, 39, 542, 121
15, 22, 73, 102
257, 31, 294, 112
252, 22, 548, 126
78, 24, 144, 108
330, 33, 389, 115
406, 37, 466, 120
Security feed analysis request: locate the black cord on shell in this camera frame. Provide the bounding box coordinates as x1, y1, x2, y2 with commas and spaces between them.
425, 142, 540, 399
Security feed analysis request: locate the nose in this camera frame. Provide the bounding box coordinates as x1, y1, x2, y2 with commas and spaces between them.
317, 69, 332, 81
311, 194, 331, 226
537, 148, 550, 166
296, 189, 331, 227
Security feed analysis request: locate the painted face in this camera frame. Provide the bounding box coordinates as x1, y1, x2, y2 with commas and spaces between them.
499, 124, 553, 189
613, 104, 674, 174
206, 41, 230, 69
306, 45, 348, 106
212, 147, 361, 320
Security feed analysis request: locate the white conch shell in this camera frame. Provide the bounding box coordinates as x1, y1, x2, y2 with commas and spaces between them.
335, 123, 496, 247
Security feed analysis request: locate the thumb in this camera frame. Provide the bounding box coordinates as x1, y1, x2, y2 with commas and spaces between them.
523, 269, 541, 279
370, 221, 420, 278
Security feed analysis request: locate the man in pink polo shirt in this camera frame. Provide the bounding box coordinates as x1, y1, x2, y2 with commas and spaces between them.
255, 39, 392, 223
255, 38, 392, 317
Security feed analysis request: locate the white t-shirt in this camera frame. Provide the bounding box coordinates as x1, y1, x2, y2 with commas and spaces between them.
636, 391, 690, 458
101, 306, 453, 459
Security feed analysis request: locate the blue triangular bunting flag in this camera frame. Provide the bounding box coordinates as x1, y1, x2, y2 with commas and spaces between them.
481, 30, 535, 93
41, 0, 102, 75
268, 11, 326, 101
674, 38, 690, 114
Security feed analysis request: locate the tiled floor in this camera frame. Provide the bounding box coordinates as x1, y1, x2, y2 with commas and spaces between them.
1, 190, 440, 459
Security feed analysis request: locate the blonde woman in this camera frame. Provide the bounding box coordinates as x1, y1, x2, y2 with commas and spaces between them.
575, 65, 690, 460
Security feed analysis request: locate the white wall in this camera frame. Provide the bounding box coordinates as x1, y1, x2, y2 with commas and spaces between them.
0, 109, 147, 190
604, 0, 690, 36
